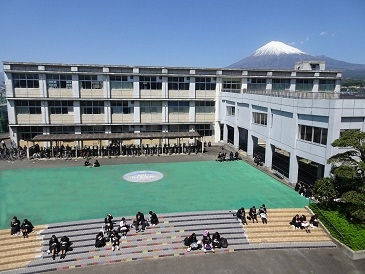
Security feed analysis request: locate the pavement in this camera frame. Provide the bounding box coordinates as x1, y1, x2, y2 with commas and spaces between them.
55, 248, 365, 274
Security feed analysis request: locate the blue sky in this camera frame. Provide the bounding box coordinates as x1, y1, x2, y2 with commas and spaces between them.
1, 0, 365, 69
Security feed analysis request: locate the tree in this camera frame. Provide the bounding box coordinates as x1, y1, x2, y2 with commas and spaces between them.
326, 130, 365, 222
313, 177, 338, 206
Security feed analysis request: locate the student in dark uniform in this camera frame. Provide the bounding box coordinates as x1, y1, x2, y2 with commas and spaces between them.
134, 211, 146, 232
149, 211, 159, 226
20, 219, 34, 238
104, 214, 114, 235
249, 206, 258, 223
10, 216, 21, 236
49, 235, 59, 260
95, 231, 106, 248
110, 230, 121, 251
59, 236, 71, 259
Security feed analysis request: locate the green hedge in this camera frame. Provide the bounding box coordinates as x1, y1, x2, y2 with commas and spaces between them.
309, 203, 365, 251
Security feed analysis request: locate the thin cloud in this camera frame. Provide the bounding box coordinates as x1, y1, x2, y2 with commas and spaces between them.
320, 31, 327, 36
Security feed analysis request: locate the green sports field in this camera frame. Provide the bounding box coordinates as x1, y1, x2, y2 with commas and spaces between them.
0, 160, 308, 229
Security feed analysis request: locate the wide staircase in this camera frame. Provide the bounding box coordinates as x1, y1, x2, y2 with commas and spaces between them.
0, 208, 336, 273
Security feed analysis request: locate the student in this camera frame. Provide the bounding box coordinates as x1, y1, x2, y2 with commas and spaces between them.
20, 219, 34, 238
310, 214, 319, 228
93, 159, 100, 167
134, 211, 146, 232
118, 217, 130, 239
49, 235, 59, 260
110, 230, 121, 251
95, 231, 106, 248
59, 236, 71, 259
104, 214, 114, 235
84, 159, 91, 166
249, 206, 258, 223
202, 230, 214, 253
259, 204, 268, 224
300, 215, 310, 233
236, 207, 248, 225
212, 232, 221, 249
290, 214, 302, 229
149, 211, 159, 226
184, 232, 200, 252
10, 216, 21, 236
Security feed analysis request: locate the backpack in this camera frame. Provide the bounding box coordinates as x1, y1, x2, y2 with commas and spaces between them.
205, 243, 212, 250
220, 238, 228, 248
191, 242, 199, 250
183, 237, 190, 246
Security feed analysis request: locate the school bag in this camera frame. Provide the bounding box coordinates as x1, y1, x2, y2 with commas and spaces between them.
220, 238, 228, 248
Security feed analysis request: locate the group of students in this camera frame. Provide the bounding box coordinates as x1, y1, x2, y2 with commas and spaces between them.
290, 214, 319, 233
10, 216, 34, 238
84, 158, 100, 167
294, 182, 313, 199
48, 235, 72, 260
183, 230, 228, 253
96, 211, 159, 251
235, 204, 268, 225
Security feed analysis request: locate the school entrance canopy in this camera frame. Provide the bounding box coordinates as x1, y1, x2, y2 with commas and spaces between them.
31, 131, 201, 142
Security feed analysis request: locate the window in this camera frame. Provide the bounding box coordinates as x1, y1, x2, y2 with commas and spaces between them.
195, 77, 216, 90
168, 124, 190, 132
226, 106, 235, 116
168, 101, 189, 114
111, 101, 134, 114
111, 125, 134, 133
81, 125, 105, 133
13, 74, 39, 88
168, 77, 189, 90
18, 126, 43, 140
248, 78, 266, 90
319, 80, 335, 91
140, 101, 162, 113
272, 79, 290, 91
195, 123, 214, 136
195, 101, 215, 113
80, 101, 104, 114
49, 101, 73, 114
252, 112, 267, 125
47, 74, 72, 89
15, 100, 41, 114
299, 125, 327, 145
222, 78, 241, 93
296, 79, 313, 91
79, 75, 103, 89
110, 76, 133, 89
143, 125, 163, 132
139, 76, 162, 90
50, 126, 74, 134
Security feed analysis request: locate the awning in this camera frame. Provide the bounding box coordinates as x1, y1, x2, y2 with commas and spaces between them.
32, 131, 200, 142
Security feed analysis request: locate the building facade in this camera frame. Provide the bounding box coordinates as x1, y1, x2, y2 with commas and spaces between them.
4, 61, 365, 185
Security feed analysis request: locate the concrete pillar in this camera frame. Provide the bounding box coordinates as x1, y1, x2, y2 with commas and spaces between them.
247, 133, 254, 156
233, 125, 239, 149
223, 124, 228, 143
265, 143, 274, 168
289, 152, 299, 184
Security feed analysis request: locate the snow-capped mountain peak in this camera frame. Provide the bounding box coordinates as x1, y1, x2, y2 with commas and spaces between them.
252, 41, 306, 56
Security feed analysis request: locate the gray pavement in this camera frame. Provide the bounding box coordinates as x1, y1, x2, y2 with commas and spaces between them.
55, 248, 365, 274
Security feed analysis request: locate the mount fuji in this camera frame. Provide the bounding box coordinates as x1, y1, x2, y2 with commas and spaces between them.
227, 41, 365, 79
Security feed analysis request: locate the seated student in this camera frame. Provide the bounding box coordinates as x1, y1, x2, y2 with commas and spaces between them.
104, 214, 114, 235
110, 230, 121, 251
95, 231, 107, 248
20, 219, 34, 238
48, 235, 59, 260
134, 211, 146, 232
236, 207, 248, 225
184, 232, 201, 252
202, 230, 214, 253
249, 206, 258, 223
84, 159, 91, 167
118, 217, 130, 239
290, 214, 302, 229
10, 216, 21, 236
148, 211, 159, 226
310, 214, 319, 228
259, 204, 268, 224
212, 232, 221, 249
93, 159, 100, 167
300, 215, 310, 233
59, 236, 71, 259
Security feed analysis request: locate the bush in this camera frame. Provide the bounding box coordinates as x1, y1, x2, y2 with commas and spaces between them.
309, 203, 365, 251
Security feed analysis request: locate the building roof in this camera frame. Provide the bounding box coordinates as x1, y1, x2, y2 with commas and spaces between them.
31, 131, 200, 142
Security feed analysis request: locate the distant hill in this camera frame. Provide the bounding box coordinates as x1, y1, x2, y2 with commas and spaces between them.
227, 41, 365, 79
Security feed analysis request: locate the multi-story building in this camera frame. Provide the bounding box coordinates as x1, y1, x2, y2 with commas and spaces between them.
4, 61, 364, 185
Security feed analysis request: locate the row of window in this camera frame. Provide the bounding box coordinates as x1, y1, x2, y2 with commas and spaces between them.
12, 74, 336, 92
17, 124, 214, 140
14, 101, 215, 115
299, 125, 328, 145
